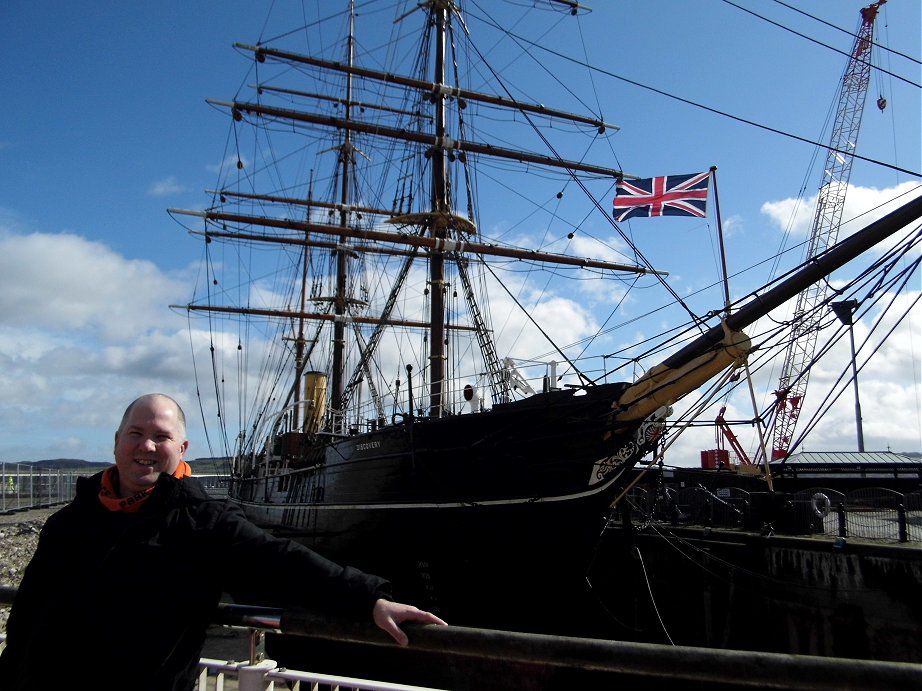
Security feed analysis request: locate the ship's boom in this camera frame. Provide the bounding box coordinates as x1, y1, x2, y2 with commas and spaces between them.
614, 193, 922, 421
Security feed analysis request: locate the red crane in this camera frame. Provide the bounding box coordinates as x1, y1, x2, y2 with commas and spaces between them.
716, 405, 753, 467
769, 0, 885, 461
701, 2, 886, 470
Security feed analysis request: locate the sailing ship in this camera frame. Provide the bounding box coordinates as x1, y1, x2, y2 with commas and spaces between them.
169, 0, 921, 636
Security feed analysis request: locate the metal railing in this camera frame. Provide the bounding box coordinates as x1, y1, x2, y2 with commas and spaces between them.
0, 591, 442, 691
2, 588, 920, 690
196, 657, 445, 691
0, 469, 230, 512
0, 465, 80, 513
625, 485, 922, 542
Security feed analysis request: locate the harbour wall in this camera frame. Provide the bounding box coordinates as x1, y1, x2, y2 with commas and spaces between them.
590, 524, 922, 662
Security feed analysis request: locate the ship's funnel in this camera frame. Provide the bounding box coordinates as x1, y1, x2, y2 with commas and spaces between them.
302, 371, 327, 433
613, 324, 751, 422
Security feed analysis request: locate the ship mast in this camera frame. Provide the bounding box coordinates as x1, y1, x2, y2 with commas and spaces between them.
289, 173, 311, 434
329, 0, 359, 432
428, 1, 451, 417
170, 0, 651, 424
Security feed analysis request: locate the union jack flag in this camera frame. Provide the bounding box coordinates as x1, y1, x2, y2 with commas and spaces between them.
613, 172, 710, 222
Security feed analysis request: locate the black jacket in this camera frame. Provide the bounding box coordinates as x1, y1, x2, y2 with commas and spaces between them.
0, 471, 391, 691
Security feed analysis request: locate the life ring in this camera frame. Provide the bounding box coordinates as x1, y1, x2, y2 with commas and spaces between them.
812, 492, 830, 518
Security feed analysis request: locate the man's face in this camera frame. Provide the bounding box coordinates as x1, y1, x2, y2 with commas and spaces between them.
113, 396, 189, 496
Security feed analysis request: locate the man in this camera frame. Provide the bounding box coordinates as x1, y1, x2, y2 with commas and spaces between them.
0, 393, 445, 690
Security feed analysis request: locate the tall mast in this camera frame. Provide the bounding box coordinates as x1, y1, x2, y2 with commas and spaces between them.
172, 1, 647, 425
330, 0, 358, 433
428, 2, 451, 417
289, 171, 313, 433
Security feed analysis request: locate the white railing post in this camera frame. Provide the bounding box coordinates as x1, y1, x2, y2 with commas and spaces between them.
237, 658, 278, 691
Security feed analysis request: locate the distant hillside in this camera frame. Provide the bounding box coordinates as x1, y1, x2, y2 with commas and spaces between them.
187, 457, 233, 475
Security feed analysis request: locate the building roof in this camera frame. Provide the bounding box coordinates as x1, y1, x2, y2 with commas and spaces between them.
774, 451, 921, 467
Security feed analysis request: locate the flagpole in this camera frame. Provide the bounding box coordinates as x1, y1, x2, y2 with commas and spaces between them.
710, 165, 732, 311
711, 166, 773, 486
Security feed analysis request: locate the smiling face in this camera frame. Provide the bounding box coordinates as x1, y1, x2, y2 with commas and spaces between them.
113, 394, 189, 497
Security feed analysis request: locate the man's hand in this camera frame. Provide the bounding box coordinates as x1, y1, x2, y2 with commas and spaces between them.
372, 599, 447, 646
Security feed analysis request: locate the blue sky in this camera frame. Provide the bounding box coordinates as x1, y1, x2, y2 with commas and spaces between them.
1, 0, 920, 464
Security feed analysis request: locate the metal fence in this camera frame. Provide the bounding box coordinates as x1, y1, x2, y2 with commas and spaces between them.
0, 468, 232, 513
625, 485, 922, 543
196, 656, 445, 691
0, 465, 80, 513
195, 474, 231, 498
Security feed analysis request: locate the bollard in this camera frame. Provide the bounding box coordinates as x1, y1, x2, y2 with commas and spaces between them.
837, 502, 847, 538
897, 503, 907, 543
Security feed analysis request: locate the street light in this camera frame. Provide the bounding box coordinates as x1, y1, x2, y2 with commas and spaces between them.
831, 299, 865, 452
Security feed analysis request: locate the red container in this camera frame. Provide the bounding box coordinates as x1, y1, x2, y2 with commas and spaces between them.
700, 449, 730, 469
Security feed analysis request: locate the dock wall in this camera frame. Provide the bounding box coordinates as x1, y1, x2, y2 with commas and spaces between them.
591, 525, 922, 662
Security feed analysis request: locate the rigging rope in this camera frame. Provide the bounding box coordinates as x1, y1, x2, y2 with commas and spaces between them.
466, 8, 921, 179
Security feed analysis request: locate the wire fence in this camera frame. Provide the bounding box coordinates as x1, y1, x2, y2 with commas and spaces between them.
625, 484, 922, 543
0, 467, 230, 513
0, 465, 80, 513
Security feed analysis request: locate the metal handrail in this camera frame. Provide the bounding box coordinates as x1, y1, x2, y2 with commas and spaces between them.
2, 588, 920, 689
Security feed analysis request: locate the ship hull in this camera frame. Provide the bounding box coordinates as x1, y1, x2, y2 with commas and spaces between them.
228, 380, 655, 634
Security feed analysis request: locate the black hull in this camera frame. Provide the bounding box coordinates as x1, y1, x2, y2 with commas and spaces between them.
228, 380, 656, 635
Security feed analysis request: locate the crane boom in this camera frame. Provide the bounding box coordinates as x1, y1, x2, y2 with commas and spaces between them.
769, 1, 885, 461
716, 406, 753, 465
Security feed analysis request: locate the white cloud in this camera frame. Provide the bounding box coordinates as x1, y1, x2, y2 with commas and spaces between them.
0, 228, 199, 462
147, 176, 189, 196
0, 231, 187, 339
567, 233, 632, 265
206, 155, 248, 174
761, 181, 922, 242
720, 213, 744, 239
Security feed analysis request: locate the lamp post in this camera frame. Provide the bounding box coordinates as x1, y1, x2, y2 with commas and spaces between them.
831, 299, 864, 452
